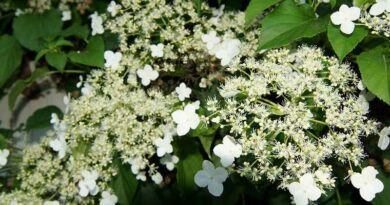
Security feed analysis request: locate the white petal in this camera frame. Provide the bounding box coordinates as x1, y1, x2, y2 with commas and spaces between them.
90, 186, 99, 196
194, 170, 209, 187
380, 127, 390, 136
223, 136, 242, 157
152, 173, 163, 184
149, 70, 159, 80
141, 78, 151, 86
378, 135, 390, 150
49, 139, 61, 151
340, 21, 355, 35
288, 182, 303, 196
369, 178, 384, 193
349, 7, 361, 20
176, 123, 190, 136
171, 110, 186, 123
370, 2, 386, 16
362, 166, 379, 178
330, 12, 344, 25
157, 147, 165, 157
293, 193, 309, 205
351, 173, 363, 189
189, 114, 200, 129
202, 160, 215, 172
339, 4, 350, 14
306, 186, 321, 201
300, 173, 315, 187
213, 167, 228, 182
79, 186, 89, 197
359, 186, 376, 201
213, 144, 234, 167
166, 163, 174, 171
208, 180, 224, 197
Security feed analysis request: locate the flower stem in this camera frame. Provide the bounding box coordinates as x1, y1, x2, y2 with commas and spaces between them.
336, 187, 343, 205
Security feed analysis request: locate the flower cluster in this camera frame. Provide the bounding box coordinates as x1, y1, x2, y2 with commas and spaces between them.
2, 0, 260, 203
330, 2, 390, 38
2, 0, 387, 204
7, 0, 93, 15
204, 46, 379, 202
360, 11, 390, 37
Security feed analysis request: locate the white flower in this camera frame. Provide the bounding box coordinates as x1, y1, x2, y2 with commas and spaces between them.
330, 5, 361, 35
15, 9, 24, 16
0, 149, 9, 168
63, 93, 70, 113
136, 171, 147, 181
314, 170, 332, 185
214, 38, 241, 66
201, 31, 221, 53
378, 127, 390, 150
151, 172, 163, 184
154, 135, 173, 157
190, 100, 200, 110
210, 4, 225, 24
172, 103, 200, 136
129, 156, 146, 174
90, 12, 104, 36
76, 76, 83, 88
136, 64, 159, 86
351, 166, 384, 201
287, 173, 322, 205
81, 83, 94, 96
175, 83, 192, 101
107, 1, 121, 17
163, 126, 177, 139
61, 10, 71, 21
78, 170, 99, 197
150, 43, 164, 58
369, 0, 390, 16
199, 78, 207, 88
104, 50, 122, 69
50, 113, 60, 125
213, 135, 242, 167
100, 191, 118, 205
160, 154, 179, 170
43, 201, 60, 205
194, 160, 228, 197
49, 135, 67, 159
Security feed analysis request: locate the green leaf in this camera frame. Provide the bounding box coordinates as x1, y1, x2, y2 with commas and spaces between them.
8, 67, 52, 110
373, 169, 390, 205
258, 0, 328, 50
199, 134, 214, 158
189, 122, 219, 137
0, 133, 8, 149
62, 23, 89, 40
245, 0, 282, 25
13, 9, 62, 51
192, 0, 202, 14
327, 23, 368, 60
35, 49, 49, 62
353, 0, 375, 8
25, 105, 63, 130
330, 0, 337, 7
0, 35, 23, 88
45, 52, 67, 71
49, 39, 73, 48
174, 138, 203, 196
68, 36, 104, 68
357, 46, 390, 105
110, 159, 138, 205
